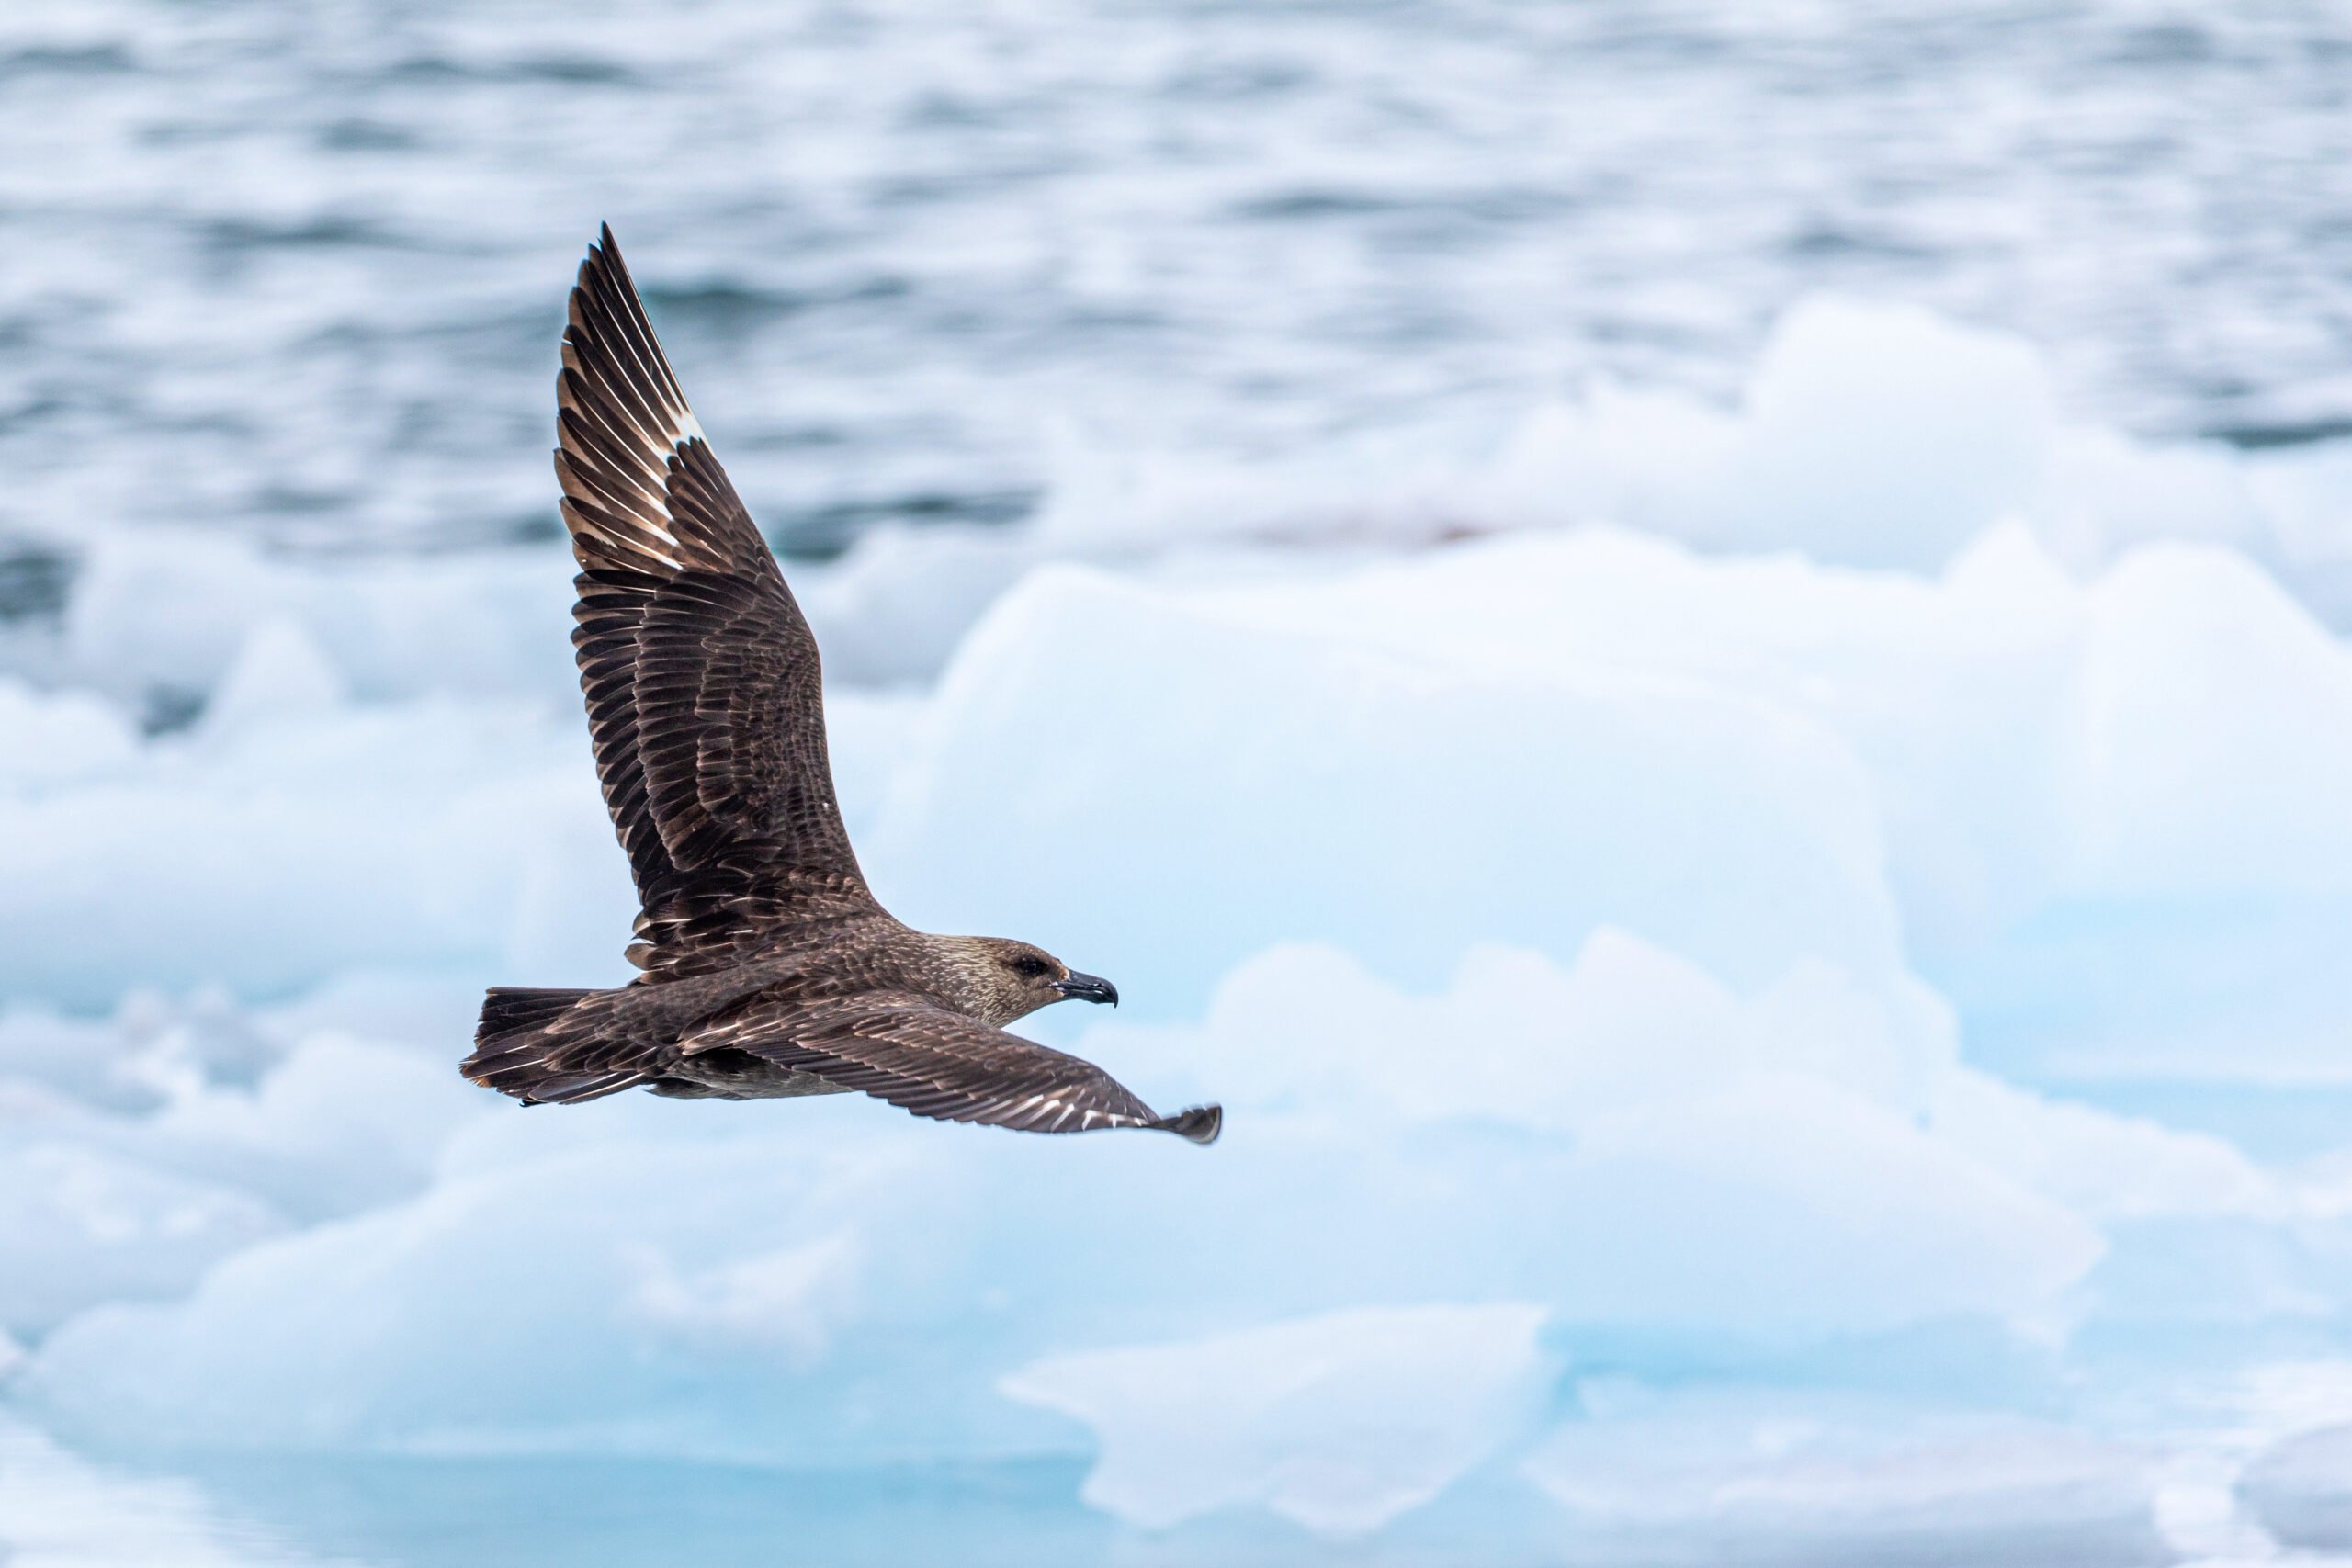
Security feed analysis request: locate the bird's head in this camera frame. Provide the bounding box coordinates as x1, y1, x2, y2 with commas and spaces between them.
943, 937, 1119, 1028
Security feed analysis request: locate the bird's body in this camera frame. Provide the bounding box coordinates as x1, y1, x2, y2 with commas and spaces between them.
460, 228, 1219, 1145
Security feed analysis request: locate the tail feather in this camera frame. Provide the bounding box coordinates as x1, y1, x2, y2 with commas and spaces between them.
463, 987, 647, 1106
511, 1067, 650, 1105
476, 986, 595, 1046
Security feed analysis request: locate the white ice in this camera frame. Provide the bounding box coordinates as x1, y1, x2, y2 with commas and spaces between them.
1523, 1393, 2168, 1567
9, 299, 2352, 1555
1001, 1303, 1549, 1535
0, 1413, 340, 1568
2241, 1423, 2352, 1552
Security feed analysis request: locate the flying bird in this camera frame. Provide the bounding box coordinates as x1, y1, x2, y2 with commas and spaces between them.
460, 227, 1220, 1145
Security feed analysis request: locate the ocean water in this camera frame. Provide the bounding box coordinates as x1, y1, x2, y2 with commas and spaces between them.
10, 3, 2352, 1566
4, 0, 2352, 565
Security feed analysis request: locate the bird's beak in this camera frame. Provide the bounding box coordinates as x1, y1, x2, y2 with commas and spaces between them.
1055, 971, 1119, 1007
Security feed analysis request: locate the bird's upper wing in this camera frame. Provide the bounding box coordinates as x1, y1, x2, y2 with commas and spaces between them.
557, 226, 874, 971
683, 994, 1223, 1143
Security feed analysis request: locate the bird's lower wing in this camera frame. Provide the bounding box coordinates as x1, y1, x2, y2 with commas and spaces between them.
683, 995, 1221, 1144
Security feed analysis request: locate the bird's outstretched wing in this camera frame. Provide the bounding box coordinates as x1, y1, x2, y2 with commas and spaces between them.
684, 995, 1224, 1144
557, 226, 874, 971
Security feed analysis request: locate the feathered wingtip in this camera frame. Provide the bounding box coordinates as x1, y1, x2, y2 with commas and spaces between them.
1157, 1103, 1223, 1145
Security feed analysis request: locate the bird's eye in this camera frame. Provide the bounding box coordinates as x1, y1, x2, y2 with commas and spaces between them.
1013, 954, 1049, 978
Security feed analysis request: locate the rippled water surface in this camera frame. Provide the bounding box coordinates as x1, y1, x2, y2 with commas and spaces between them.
5, 0, 2351, 556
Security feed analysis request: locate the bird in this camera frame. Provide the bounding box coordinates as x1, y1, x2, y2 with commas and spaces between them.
459, 227, 1220, 1145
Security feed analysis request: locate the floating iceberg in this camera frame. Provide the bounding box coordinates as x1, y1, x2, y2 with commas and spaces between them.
7, 299, 2352, 1562
2241, 1422, 2352, 1551
1001, 1303, 1551, 1535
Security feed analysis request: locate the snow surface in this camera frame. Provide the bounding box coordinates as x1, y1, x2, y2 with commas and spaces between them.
10, 299, 2352, 1562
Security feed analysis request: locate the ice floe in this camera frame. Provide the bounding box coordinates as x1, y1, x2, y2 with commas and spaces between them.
8, 298, 2352, 1558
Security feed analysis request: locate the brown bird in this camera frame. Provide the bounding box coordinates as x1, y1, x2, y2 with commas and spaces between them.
460, 227, 1220, 1145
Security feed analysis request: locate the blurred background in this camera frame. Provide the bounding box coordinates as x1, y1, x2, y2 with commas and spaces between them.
6, 1, 2352, 1563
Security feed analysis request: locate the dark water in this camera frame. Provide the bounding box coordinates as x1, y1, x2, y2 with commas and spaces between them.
4, 0, 2351, 559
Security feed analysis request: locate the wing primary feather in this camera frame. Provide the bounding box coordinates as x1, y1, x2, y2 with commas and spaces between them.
551, 225, 875, 970
681, 995, 1216, 1143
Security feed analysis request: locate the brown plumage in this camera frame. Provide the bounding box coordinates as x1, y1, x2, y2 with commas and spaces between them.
458, 226, 1220, 1145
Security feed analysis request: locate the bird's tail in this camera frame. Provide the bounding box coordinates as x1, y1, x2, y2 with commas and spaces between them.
462, 987, 647, 1106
